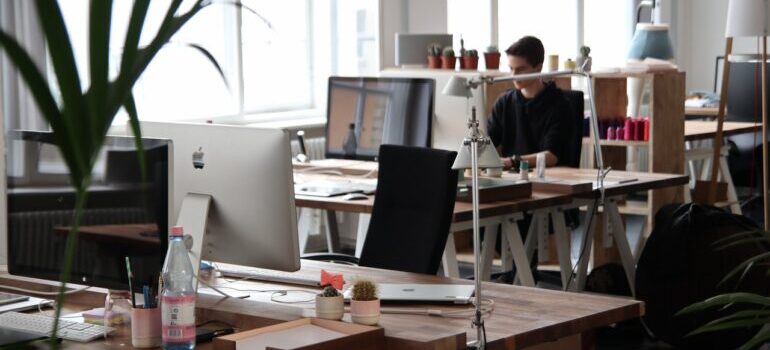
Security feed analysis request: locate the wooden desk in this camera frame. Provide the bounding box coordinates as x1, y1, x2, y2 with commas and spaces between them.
0, 261, 644, 350
684, 120, 760, 141
684, 106, 719, 117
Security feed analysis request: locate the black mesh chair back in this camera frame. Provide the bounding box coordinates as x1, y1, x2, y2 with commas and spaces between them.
358, 145, 458, 274
563, 90, 585, 168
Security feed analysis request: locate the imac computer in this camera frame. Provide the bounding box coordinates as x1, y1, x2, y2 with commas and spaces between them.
139, 122, 300, 274
5, 130, 171, 291
325, 76, 434, 160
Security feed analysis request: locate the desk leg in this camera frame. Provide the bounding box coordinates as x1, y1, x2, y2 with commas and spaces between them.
354, 214, 371, 258
323, 210, 341, 253
576, 201, 599, 291
535, 211, 550, 263
441, 234, 461, 278
605, 198, 636, 296
720, 151, 742, 215
480, 224, 499, 281
500, 227, 513, 272
551, 211, 573, 290
503, 218, 535, 287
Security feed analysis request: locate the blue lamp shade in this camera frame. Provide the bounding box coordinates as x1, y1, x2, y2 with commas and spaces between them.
627, 23, 674, 60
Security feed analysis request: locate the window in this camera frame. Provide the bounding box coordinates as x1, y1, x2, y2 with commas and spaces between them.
56, 0, 379, 125
447, 0, 634, 71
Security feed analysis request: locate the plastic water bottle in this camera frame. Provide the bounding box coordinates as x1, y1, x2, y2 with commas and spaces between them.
161, 226, 195, 350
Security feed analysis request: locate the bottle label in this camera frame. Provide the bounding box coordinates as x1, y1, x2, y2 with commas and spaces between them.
161, 294, 195, 342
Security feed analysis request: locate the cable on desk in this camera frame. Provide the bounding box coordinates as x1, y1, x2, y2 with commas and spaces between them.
565, 198, 599, 291
379, 298, 495, 319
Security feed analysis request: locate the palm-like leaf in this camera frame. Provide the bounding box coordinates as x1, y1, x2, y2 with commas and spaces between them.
0, 0, 231, 345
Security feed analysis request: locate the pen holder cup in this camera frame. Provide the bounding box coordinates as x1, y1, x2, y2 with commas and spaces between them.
131, 307, 161, 348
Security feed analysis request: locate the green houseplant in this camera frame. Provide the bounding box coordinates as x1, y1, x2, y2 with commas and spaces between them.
462, 49, 479, 70
484, 45, 501, 70
349, 278, 379, 325
315, 285, 344, 320
0, 0, 237, 345
441, 46, 456, 70
678, 229, 770, 349
427, 43, 442, 69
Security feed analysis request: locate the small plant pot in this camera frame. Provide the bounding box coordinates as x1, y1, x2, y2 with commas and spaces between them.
315, 295, 344, 320
427, 56, 441, 69
350, 299, 380, 325
441, 56, 456, 70
484, 52, 501, 70
462, 56, 479, 70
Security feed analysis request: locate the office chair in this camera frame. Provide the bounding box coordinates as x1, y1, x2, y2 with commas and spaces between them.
303, 144, 459, 275
562, 90, 585, 168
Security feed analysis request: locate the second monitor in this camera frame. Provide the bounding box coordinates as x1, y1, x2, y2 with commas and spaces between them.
325, 76, 434, 160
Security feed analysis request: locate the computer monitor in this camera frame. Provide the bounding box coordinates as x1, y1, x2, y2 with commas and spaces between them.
5, 130, 170, 291
139, 122, 300, 272
325, 76, 434, 160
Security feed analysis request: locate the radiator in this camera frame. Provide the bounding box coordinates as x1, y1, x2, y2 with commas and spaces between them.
9, 208, 148, 275
290, 137, 326, 160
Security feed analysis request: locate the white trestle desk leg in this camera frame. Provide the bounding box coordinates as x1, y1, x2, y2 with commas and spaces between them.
551, 210, 573, 290
176, 193, 212, 290
354, 213, 371, 258
322, 210, 341, 253
503, 218, 535, 287
719, 146, 742, 215
442, 230, 460, 278
480, 224, 499, 281
500, 226, 513, 272
605, 198, 636, 296
535, 211, 550, 263
296, 208, 312, 254
576, 200, 599, 291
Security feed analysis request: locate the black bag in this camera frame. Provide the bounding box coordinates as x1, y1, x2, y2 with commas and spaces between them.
636, 203, 770, 349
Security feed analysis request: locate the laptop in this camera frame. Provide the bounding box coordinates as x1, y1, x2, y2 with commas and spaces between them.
343, 284, 475, 305
294, 181, 376, 197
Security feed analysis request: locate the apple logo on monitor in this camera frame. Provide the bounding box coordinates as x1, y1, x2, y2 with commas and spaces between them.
193, 147, 205, 169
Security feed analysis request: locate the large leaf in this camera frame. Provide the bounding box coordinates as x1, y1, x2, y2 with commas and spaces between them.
678, 293, 770, 316
87, 0, 113, 146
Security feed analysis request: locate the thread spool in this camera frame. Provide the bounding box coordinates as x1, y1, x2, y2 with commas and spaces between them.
643, 118, 650, 141
624, 118, 635, 140
635, 119, 644, 141
607, 126, 616, 140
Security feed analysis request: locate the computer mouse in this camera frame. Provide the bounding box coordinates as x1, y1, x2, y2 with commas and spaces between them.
343, 193, 368, 201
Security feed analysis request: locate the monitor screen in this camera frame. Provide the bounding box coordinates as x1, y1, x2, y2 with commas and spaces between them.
325, 76, 434, 160
6, 131, 170, 291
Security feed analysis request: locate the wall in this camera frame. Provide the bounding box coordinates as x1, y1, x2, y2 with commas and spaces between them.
379, 0, 448, 69
674, 0, 758, 92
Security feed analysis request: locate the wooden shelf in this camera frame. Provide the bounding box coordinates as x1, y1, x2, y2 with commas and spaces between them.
582, 137, 648, 147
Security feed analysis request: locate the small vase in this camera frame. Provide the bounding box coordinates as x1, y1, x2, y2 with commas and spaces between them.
350, 299, 380, 325
427, 56, 441, 69
462, 56, 479, 70
484, 52, 501, 70
315, 295, 344, 320
441, 56, 456, 70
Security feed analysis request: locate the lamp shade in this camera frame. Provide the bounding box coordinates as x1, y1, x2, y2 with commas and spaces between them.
627, 23, 674, 60
452, 141, 503, 169
726, 0, 770, 37
442, 76, 473, 98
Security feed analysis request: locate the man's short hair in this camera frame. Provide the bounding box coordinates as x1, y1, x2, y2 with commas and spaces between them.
505, 36, 545, 67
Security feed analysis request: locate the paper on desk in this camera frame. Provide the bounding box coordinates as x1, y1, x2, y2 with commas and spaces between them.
235, 324, 345, 350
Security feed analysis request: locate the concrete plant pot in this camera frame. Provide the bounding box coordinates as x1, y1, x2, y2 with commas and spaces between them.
350, 299, 380, 325
315, 295, 344, 320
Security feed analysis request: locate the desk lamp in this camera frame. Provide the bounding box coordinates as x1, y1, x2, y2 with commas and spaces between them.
442, 69, 607, 350
710, 0, 770, 229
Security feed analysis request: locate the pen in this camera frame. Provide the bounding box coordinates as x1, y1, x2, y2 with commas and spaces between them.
125, 257, 136, 308
143, 285, 150, 309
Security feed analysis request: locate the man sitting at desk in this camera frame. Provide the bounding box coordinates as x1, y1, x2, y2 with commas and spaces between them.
487, 36, 572, 169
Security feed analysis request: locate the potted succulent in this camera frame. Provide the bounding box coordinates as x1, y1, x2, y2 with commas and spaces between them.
458, 38, 467, 69
462, 49, 479, 70
484, 45, 501, 70
441, 46, 456, 70
349, 278, 380, 325
427, 43, 442, 69
315, 285, 344, 320
577, 45, 592, 71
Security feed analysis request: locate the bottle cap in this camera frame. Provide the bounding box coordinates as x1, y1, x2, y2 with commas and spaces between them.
170, 226, 184, 237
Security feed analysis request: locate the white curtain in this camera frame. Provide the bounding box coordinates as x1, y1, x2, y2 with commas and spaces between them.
0, 0, 48, 133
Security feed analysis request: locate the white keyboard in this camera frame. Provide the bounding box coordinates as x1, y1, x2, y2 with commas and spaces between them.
0, 311, 112, 342
218, 267, 320, 287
